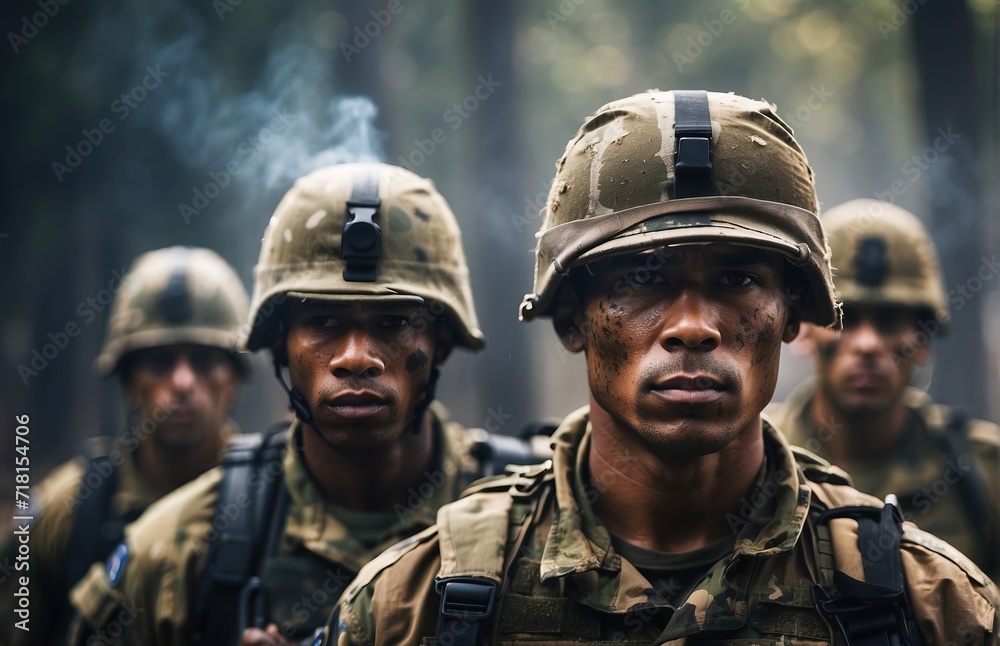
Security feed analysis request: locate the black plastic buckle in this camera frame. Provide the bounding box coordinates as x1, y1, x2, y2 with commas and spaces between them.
435, 578, 497, 620
676, 137, 712, 175
342, 197, 381, 282
812, 584, 911, 646
675, 136, 713, 198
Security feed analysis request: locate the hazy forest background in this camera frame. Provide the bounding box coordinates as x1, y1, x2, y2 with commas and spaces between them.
1, 0, 998, 499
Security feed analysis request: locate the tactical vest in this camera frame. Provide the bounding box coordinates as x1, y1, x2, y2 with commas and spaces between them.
194, 422, 553, 645
397, 454, 925, 646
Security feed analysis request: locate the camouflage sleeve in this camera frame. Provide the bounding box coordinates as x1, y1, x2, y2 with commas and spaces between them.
67, 558, 146, 646
901, 526, 1000, 644
323, 591, 374, 646
68, 469, 222, 646
0, 459, 83, 646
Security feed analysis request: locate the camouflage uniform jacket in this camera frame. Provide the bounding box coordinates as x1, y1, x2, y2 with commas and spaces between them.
0, 422, 234, 646
766, 378, 1000, 580
328, 406, 1000, 645
69, 404, 483, 645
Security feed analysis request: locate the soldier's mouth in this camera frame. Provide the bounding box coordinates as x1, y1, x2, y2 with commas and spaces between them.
650, 375, 727, 403
845, 370, 885, 390
165, 405, 196, 423
323, 392, 389, 418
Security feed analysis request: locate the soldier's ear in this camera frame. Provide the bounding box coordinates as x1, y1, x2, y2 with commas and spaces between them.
782, 309, 802, 344
781, 270, 805, 343
552, 284, 586, 353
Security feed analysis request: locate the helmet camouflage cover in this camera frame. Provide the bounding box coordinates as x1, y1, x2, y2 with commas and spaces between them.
241, 163, 484, 352
520, 89, 841, 329
823, 198, 949, 329
96, 246, 251, 377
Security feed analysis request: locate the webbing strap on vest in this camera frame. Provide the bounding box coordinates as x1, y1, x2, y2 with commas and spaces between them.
193, 423, 289, 645
65, 438, 140, 592
811, 501, 923, 646
434, 462, 553, 646
673, 90, 714, 199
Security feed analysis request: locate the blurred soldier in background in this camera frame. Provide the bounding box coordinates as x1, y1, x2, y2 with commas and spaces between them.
0, 246, 250, 645
326, 92, 999, 646
767, 199, 1000, 580
69, 163, 548, 646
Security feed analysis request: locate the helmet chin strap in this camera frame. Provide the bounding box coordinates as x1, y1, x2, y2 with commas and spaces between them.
271, 358, 441, 450
272, 357, 342, 453
411, 366, 440, 434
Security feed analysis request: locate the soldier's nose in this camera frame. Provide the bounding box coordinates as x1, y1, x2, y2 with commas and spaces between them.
329, 329, 385, 378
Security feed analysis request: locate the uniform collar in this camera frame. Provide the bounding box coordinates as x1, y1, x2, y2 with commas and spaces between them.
281, 402, 477, 573
777, 376, 934, 454
538, 406, 812, 627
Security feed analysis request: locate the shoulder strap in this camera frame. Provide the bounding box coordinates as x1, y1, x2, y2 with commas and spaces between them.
193, 422, 289, 645
810, 500, 924, 646
434, 462, 553, 646
928, 405, 998, 574
65, 437, 131, 591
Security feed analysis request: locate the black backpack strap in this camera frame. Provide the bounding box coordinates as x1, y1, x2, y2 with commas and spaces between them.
193, 422, 289, 645
935, 407, 998, 574
811, 500, 923, 646
64, 437, 133, 591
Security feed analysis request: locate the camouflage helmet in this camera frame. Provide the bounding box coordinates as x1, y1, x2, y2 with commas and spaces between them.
823, 199, 949, 330
241, 163, 484, 352
96, 246, 251, 377
519, 90, 841, 328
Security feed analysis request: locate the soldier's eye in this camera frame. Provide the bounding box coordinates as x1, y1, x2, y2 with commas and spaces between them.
378, 316, 410, 328
872, 311, 911, 333
719, 271, 756, 288
190, 351, 226, 374
146, 350, 176, 374
309, 316, 340, 329
622, 268, 665, 287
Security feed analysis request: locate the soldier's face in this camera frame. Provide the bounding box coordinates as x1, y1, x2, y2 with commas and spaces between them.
807, 304, 928, 415
282, 301, 448, 451
557, 244, 800, 458
124, 344, 241, 451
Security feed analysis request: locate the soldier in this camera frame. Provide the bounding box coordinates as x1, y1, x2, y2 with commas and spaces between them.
0, 246, 249, 646
766, 199, 1000, 580
68, 163, 547, 645
325, 91, 1000, 645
